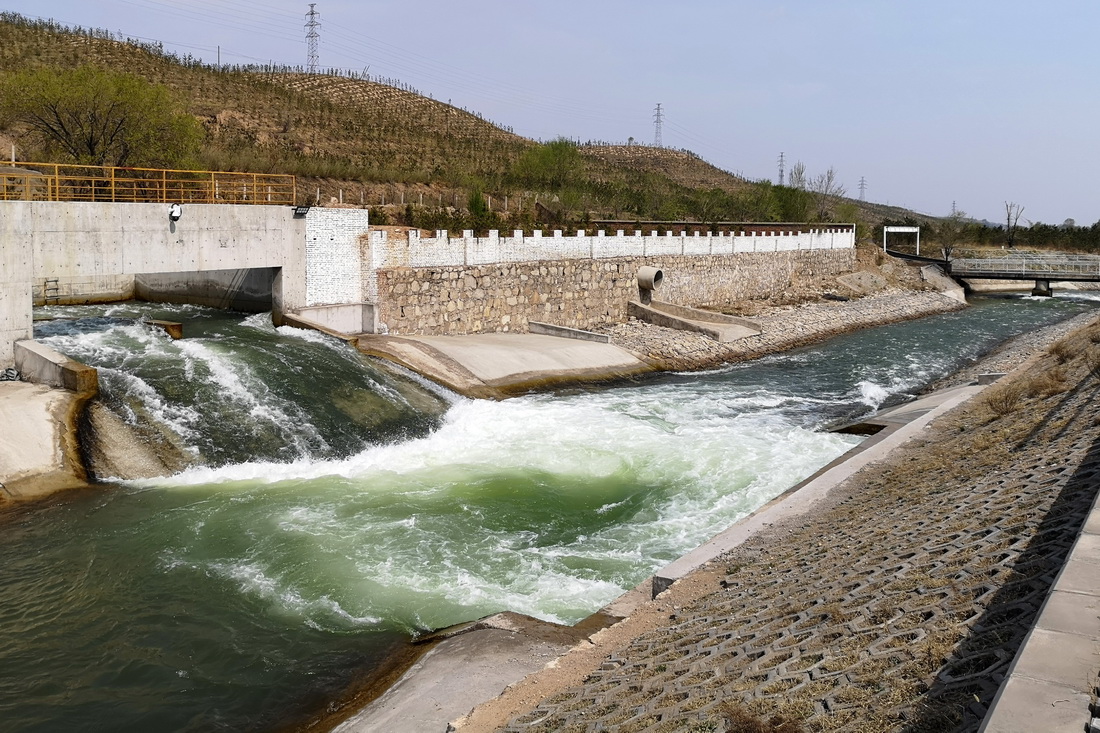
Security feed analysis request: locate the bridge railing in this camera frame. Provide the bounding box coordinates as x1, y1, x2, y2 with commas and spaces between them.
951, 256, 1100, 278
0, 162, 296, 205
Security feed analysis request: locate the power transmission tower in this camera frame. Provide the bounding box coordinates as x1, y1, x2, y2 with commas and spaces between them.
653, 103, 663, 147
305, 3, 320, 74
950, 200, 958, 216
858, 176, 867, 201
777, 152, 785, 186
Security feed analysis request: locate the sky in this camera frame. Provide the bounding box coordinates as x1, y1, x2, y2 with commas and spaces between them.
2, 0, 1095, 225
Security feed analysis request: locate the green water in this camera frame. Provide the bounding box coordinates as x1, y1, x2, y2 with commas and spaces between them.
1, 293, 1096, 732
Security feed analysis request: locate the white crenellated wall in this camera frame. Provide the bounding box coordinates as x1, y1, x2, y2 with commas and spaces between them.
362, 227, 854, 303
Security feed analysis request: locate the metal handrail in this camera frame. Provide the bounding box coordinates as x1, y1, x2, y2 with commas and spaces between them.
0, 161, 296, 205
951, 255, 1100, 278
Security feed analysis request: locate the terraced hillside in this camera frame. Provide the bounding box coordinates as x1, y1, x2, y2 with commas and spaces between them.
581, 145, 748, 192
0, 12, 939, 231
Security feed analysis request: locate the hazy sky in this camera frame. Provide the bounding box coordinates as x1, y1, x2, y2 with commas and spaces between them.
2, 0, 1095, 225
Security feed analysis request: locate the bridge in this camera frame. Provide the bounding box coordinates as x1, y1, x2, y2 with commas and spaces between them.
949, 253, 1100, 296
886, 249, 1100, 296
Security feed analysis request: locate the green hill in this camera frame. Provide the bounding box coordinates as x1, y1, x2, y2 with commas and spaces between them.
0, 11, 937, 236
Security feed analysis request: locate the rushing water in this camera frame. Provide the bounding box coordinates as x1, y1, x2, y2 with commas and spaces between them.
2, 294, 1097, 732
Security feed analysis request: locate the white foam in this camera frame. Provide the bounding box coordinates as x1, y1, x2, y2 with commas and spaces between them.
857, 380, 891, 408
207, 561, 382, 627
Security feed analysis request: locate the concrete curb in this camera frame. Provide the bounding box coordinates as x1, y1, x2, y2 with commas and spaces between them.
15, 339, 98, 396
526, 321, 610, 343
979, 489, 1100, 732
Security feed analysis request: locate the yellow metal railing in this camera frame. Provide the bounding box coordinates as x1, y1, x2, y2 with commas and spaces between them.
0, 162, 296, 205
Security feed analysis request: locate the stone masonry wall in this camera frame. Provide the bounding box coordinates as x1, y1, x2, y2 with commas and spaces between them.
375, 248, 856, 335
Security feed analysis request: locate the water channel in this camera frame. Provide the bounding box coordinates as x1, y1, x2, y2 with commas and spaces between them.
2, 293, 1097, 732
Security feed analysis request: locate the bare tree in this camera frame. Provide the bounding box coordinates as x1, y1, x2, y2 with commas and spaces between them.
787, 161, 807, 190
1005, 201, 1025, 248
940, 207, 967, 261
809, 167, 846, 221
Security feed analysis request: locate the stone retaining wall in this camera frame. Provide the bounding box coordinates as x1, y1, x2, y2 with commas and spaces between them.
375, 248, 857, 335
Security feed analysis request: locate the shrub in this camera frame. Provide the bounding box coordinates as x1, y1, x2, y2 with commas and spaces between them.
982, 382, 1025, 416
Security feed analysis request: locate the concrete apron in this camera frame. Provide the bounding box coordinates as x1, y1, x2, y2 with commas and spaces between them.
0, 341, 98, 503
356, 332, 656, 399
332, 383, 989, 733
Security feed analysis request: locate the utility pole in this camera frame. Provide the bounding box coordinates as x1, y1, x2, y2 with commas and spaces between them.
305, 4, 320, 74
777, 152, 786, 186
858, 176, 867, 201
653, 103, 663, 147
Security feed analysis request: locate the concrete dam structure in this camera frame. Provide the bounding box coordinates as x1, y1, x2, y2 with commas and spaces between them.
1, 199, 856, 369
0, 201, 309, 367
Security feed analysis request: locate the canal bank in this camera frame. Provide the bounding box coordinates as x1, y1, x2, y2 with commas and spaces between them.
442, 308, 1100, 733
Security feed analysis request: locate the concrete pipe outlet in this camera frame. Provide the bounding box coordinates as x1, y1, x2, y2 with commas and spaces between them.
637, 266, 664, 304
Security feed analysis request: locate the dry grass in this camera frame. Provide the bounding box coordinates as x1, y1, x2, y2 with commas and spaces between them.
1046, 337, 1075, 363
1025, 366, 1070, 397
981, 382, 1025, 417
717, 701, 804, 733
1087, 348, 1100, 378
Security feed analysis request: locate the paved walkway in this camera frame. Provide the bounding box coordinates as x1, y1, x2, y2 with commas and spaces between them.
463, 314, 1100, 732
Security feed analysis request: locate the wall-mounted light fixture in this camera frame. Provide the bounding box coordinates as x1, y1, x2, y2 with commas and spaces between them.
293, 205, 311, 217
168, 203, 183, 222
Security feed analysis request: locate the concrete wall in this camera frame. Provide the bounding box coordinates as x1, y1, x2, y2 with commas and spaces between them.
135, 268, 277, 312
375, 248, 856, 335
0, 201, 310, 366
0, 234, 32, 369
31, 274, 135, 305
294, 303, 377, 334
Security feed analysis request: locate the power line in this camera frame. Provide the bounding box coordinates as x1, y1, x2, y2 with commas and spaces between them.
305, 3, 320, 74
653, 103, 663, 148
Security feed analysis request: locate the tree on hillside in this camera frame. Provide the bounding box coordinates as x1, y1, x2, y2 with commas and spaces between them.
809, 167, 846, 221
1005, 201, 1025, 248
787, 161, 807, 190
939, 207, 968, 260
773, 183, 813, 221
511, 138, 581, 190
835, 201, 869, 243
0, 66, 201, 167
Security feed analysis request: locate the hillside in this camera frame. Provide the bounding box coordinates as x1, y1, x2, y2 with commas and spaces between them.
0, 12, 939, 236
581, 145, 749, 192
